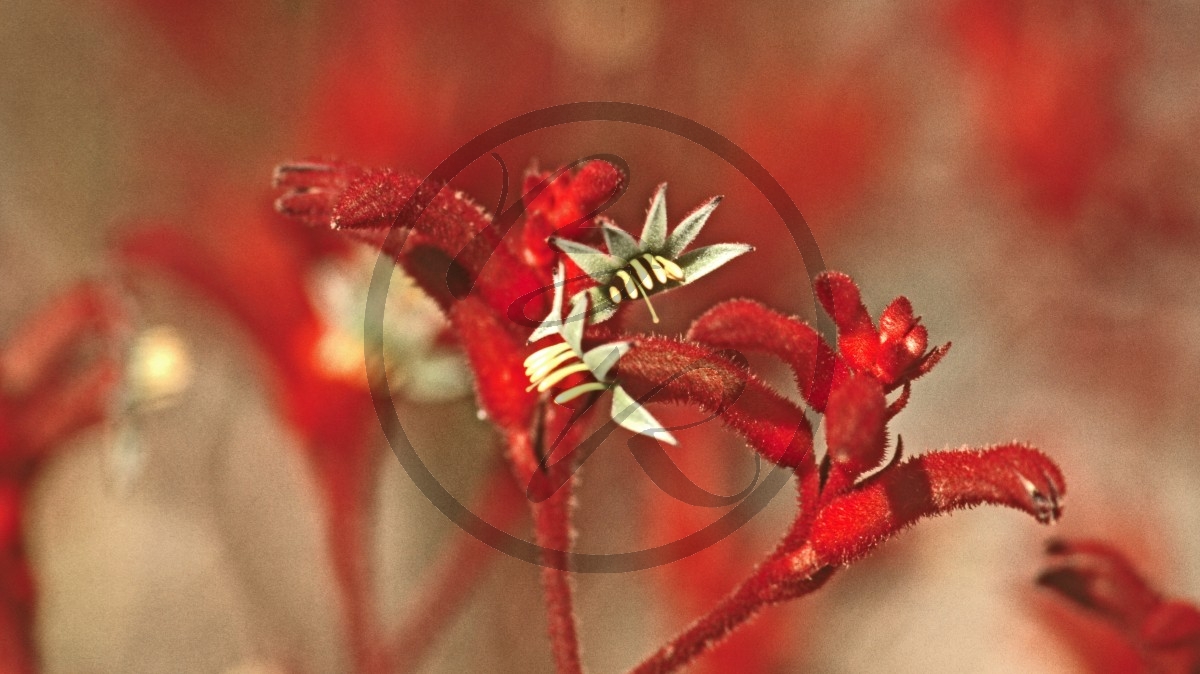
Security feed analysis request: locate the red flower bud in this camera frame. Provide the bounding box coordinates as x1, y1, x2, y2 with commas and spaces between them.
825, 375, 887, 479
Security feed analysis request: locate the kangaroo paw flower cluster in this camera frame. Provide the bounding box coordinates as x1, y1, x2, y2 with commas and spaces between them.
271, 155, 1068, 674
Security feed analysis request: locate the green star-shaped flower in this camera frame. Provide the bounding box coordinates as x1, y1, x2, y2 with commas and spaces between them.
548, 184, 752, 323
525, 264, 677, 445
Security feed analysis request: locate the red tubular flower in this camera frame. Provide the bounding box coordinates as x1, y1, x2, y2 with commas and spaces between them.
1038, 539, 1200, 673
615, 336, 813, 469
518, 160, 626, 267
823, 374, 887, 482
814, 271, 949, 391
0, 283, 122, 674
807, 444, 1063, 565
685, 298, 841, 411
626, 273, 1061, 674
274, 162, 550, 318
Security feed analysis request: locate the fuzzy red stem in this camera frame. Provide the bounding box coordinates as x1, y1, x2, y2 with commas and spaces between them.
808, 444, 1065, 565
506, 429, 584, 674
614, 336, 813, 469
629, 550, 835, 674
536, 485, 584, 674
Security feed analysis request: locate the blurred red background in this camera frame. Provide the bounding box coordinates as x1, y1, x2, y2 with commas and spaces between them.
2, 0, 1199, 672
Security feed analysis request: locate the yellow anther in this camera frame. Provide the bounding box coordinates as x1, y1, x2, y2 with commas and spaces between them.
655, 256, 685, 281
629, 258, 654, 289
645, 254, 669, 284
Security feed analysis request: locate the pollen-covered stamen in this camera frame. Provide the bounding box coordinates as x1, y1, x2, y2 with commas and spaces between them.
526, 348, 579, 384
597, 255, 680, 323
525, 341, 591, 393
638, 285, 661, 323
655, 255, 685, 282
534, 361, 591, 392
524, 337, 610, 399
645, 254, 669, 285
524, 341, 573, 373
615, 270, 640, 298
550, 186, 750, 328
629, 257, 655, 289
555, 381, 609, 404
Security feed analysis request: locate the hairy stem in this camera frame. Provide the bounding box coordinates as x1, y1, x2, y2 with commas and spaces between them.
629, 548, 834, 674
507, 428, 585, 674
536, 484, 583, 674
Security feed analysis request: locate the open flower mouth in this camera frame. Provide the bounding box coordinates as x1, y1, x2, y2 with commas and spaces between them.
549, 183, 752, 324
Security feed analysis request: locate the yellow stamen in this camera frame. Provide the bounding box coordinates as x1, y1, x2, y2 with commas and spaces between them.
656, 256, 685, 281
629, 258, 655, 289
645, 254, 669, 284
615, 270, 639, 298
638, 281, 660, 323
526, 350, 579, 383
554, 381, 609, 404
536, 362, 591, 392
523, 341, 572, 370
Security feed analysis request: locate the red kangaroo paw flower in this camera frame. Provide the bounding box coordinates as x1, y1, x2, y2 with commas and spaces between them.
272, 161, 367, 228
287, 159, 1067, 674
876, 297, 929, 384
814, 271, 878, 372
615, 336, 813, 468
1039, 538, 1200, 672
823, 374, 887, 485
275, 162, 547, 321
449, 297, 536, 434
518, 159, 625, 266
687, 299, 843, 411
814, 271, 950, 389
809, 444, 1064, 566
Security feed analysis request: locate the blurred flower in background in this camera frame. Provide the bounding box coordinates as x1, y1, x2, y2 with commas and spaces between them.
1, 0, 1199, 672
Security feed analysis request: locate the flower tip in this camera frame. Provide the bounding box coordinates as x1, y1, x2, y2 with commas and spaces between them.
1036, 567, 1096, 608
1044, 537, 1070, 555
1023, 471, 1066, 524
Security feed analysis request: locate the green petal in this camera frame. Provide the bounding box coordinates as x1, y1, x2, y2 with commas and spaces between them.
561, 292, 590, 352
528, 263, 567, 343
601, 221, 641, 260
611, 385, 678, 445
584, 287, 620, 324
675, 243, 753, 284
582, 341, 630, 381
640, 184, 669, 251
664, 196, 722, 259
551, 237, 625, 280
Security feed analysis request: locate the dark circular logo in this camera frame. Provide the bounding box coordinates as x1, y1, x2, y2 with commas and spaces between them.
365, 102, 826, 573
